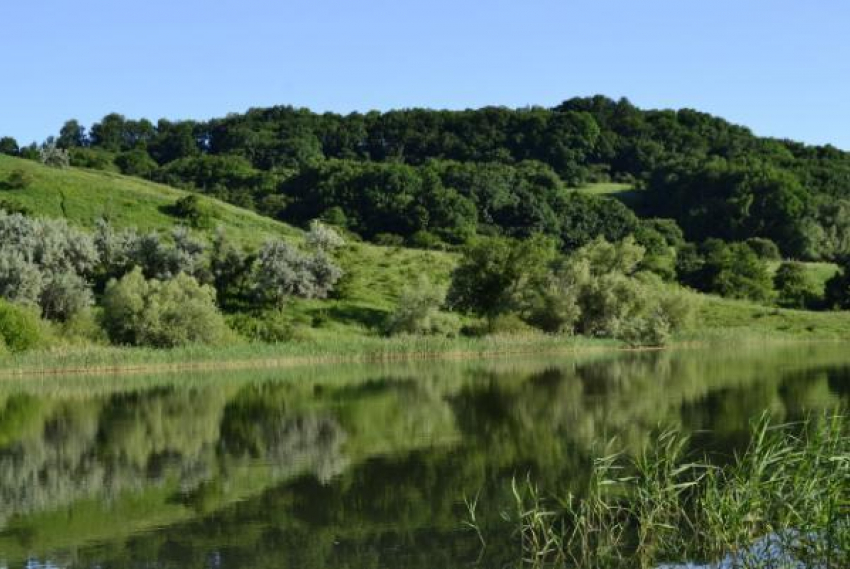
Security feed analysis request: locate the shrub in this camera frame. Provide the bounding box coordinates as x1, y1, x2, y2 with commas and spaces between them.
487, 314, 536, 335
254, 240, 343, 306
531, 239, 696, 345
0, 250, 44, 305
745, 237, 782, 261
306, 220, 345, 251
5, 168, 34, 189
170, 194, 211, 229
39, 271, 94, 321
39, 142, 70, 169
101, 268, 229, 347
0, 299, 47, 352
115, 149, 158, 178
0, 199, 33, 216
374, 233, 405, 247
385, 276, 459, 336
824, 263, 850, 310
774, 262, 819, 309
227, 308, 301, 343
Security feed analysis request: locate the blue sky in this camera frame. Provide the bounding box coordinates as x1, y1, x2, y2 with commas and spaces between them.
2, 0, 848, 148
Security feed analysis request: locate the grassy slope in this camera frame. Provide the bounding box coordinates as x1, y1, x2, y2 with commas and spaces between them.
0, 155, 456, 337
0, 157, 849, 373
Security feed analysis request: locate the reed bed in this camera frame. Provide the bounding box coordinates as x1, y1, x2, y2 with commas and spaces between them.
469, 415, 849, 569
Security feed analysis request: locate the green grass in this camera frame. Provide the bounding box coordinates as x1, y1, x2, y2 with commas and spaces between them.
0, 155, 457, 336
685, 292, 850, 342
472, 415, 849, 569
767, 259, 840, 291
575, 182, 646, 208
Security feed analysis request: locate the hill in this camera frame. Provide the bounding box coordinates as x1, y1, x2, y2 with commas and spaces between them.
0, 155, 456, 338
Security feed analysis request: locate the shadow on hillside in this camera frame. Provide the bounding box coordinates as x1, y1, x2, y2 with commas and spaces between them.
322, 304, 388, 330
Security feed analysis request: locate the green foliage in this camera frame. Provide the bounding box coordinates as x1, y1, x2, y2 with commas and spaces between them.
68, 147, 118, 171
745, 237, 781, 260
169, 194, 211, 229
447, 235, 556, 321
38, 142, 70, 169
0, 299, 47, 352
4, 168, 34, 189
678, 240, 775, 303
254, 240, 344, 306
774, 262, 819, 309
101, 268, 229, 347
824, 262, 850, 310
0, 136, 19, 156
115, 149, 158, 178
384, 276, 459, 336
0, 211, 98, 320
305, 220, 345, 251
226, 308, 300, 343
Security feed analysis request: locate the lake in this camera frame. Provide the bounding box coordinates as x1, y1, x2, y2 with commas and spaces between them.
0, 344, 848, 568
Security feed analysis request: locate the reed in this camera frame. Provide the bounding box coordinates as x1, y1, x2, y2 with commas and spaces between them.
468, 414, 849, 568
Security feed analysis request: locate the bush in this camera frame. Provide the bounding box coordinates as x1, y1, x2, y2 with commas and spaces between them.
774, 262, 819, 309
227, 309, 301, 343
374, 233, 405, 247
385, 277, 459, 336
254, 240, 343, 306
824, 263, 850, 310
170, 194, 211, 229
115, 149, 158, 178
5, 168, 34, 189
39, 272, 94, 322
101, 268, 229, 347
305, 220, 346, 251
0, 299, 47, 352
746, 237, 782, 261
39, 142, 70, 169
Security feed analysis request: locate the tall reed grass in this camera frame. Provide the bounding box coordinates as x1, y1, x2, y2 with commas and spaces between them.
468, 415, 849, 569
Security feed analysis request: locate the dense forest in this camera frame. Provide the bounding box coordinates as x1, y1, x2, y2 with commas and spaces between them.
3, 95, 850, 260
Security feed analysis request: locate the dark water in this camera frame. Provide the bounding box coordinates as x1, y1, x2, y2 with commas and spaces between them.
0, 345, 848, 568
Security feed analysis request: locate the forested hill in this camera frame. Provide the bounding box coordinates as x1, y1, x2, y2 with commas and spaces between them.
3, 95, 850, 260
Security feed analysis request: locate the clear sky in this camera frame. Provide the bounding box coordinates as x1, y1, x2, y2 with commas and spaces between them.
2, 0, 848, 148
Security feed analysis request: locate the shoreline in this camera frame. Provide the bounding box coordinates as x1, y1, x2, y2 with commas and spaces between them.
0, 332, 846, 380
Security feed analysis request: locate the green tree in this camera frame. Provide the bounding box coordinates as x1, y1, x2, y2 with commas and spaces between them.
447, 235, 556, 324
57, 119, 87, 149
774, 262, 818, 309
101, 268, 229, 347
0, 136, 19, 156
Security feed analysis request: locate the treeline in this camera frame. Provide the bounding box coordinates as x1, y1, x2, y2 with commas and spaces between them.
3, 96, 850, 259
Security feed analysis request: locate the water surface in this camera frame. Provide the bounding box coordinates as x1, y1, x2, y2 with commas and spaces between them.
0, 345, 847, 568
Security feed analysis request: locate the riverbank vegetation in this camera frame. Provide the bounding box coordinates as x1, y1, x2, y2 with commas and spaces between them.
468, 415, 849, 569
2, 96, 850, 367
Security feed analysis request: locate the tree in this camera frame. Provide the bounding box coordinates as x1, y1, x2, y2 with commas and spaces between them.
824, 263, 850, 310
774, 262, 818, 309
0, 136, 19, 156
447, 235, 556, 323
57, 119, 87, 149
701, 240, 775, 302
115, 149, 158, 178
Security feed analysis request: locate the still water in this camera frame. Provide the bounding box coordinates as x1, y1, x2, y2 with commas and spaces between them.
0, 345, 848, 568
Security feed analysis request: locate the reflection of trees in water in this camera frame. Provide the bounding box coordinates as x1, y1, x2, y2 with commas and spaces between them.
0, 347, 847, 568
0, 384, 348, 527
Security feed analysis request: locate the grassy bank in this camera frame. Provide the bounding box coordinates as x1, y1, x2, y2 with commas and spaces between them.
0, 333, 622, 378
470, 415, 849, 569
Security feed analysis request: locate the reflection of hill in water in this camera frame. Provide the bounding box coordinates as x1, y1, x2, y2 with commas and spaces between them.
0, 345, 847, 567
